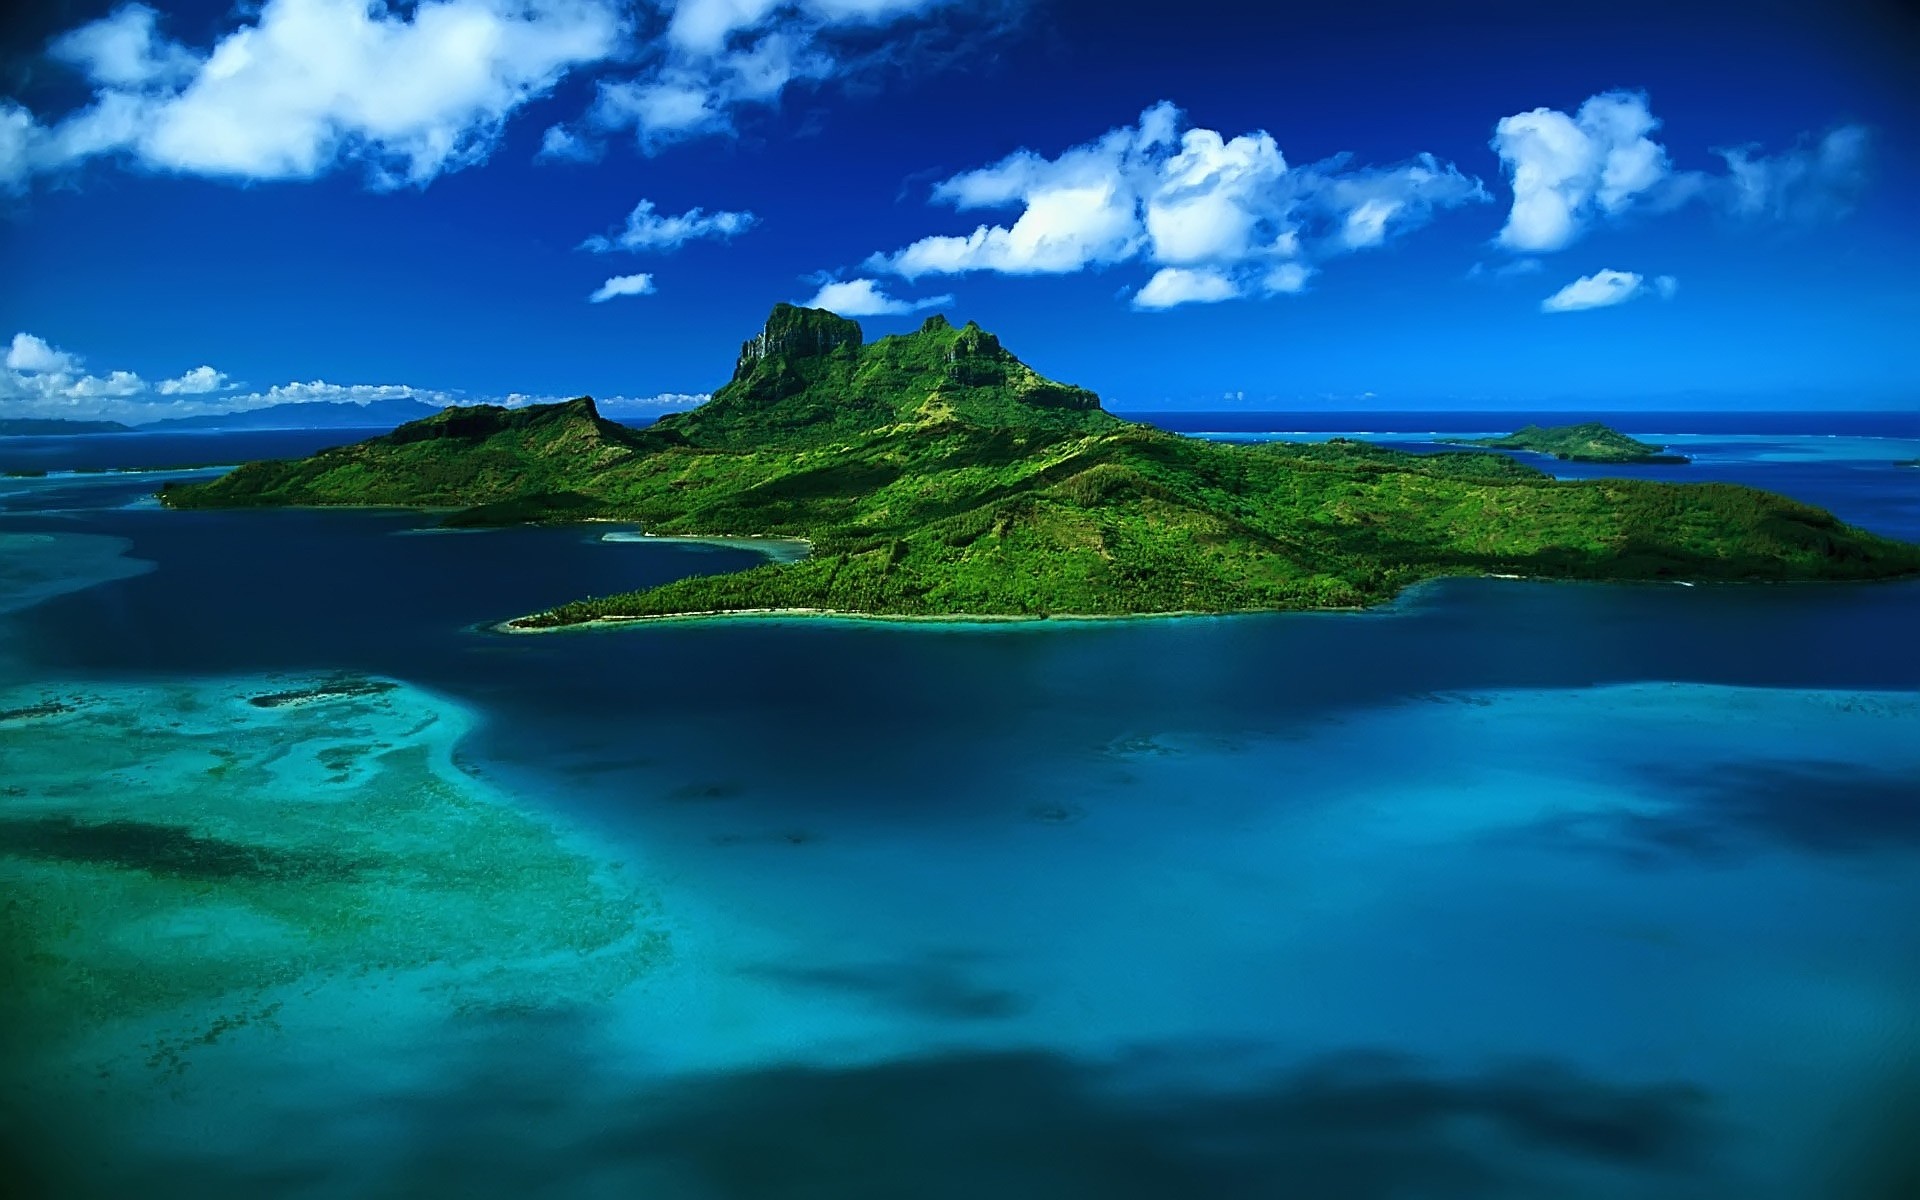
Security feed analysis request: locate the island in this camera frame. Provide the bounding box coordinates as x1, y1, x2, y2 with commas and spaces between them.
159, 304, 1920, 627
0, 418, 133, 436
1441, 422, 1691, 464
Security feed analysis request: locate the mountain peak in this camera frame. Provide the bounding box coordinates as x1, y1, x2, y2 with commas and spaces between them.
736, 304, 863, 376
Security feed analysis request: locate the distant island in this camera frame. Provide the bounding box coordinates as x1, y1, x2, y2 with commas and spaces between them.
160, 305, 1920, 627
0, 418, 133, 436
0, 398, 446, 438
144, 397, 447, 432
1442, 422, 1691, 464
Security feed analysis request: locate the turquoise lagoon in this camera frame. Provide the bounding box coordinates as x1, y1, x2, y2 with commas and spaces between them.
1, 428, 1917, 1198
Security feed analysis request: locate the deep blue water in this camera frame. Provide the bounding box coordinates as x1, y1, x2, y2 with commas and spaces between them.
3, 422, 1918, 1198
0, 428, 390, 475
1124, 409, 1920, 437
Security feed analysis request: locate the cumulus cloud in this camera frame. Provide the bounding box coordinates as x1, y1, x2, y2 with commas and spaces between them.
866, 101, 1485, 309
4, 0, 625, 189
1132, 267, 1239, 310
156, 365, 229, 394
1539, 268, 1676, 313
588, 272, 657, 302
1493, 91, 1875, 252
581, 199, 758, 253
1492, 91, 1672, 252
6, 332, 79, 374
802, 277, 951, 316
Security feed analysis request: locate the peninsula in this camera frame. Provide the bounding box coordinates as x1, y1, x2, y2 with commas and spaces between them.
159, 305, 1920, 626
1442, 422, 1691, 464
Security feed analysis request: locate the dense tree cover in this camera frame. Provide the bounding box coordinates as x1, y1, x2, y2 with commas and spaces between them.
161, 306, 1920, 626
1445, 422, 1691, 464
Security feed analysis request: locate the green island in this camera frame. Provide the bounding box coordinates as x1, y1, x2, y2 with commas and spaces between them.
1440, 422, 1691, 464
159, 304, 1920, 627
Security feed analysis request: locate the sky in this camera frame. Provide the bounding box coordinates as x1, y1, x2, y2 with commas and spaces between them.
1, 0, 1916, 422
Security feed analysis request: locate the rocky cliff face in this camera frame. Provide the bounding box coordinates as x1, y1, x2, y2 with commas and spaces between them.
735, 303, 863, 376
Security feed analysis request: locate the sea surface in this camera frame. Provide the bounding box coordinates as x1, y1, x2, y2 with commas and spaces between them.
2, 416, 1917, 1198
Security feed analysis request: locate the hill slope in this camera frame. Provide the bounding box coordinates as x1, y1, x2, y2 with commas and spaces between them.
160, 306, 1920, 626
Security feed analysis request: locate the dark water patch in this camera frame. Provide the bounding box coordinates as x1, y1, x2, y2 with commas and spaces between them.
1517, 759, 1920, 866
0, 700, 73, 721
0, 816, 363, 882
670, 781, 746, 802
63, 1035, 1723, 1200
710, 829, 819, 847
746, 956, 1028, 1021
1027, 801, 1085, 823
1653, 759, 1920, 858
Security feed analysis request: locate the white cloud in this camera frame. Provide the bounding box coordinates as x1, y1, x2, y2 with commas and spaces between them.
47, 4, 197, 90
594, 391, 710, 416
2, 329, 443, 421
1133, 267, 1239, 311
156, 365, 230, 394
6, 332, 80, 374
7, 0, 625, 189
1717, 125, 1869, 222
1492, 92, 1873, 252
562, 0, 986, 154
535, 124, 598, 162
1653, 274, 1679, 299
865, 102, 1484, 309
1260, 262, 1315, 294
581, 199, 757, 253
802, 278, 951, 316
588, 273, 657, 302
0, 331, 715, 424
1540, 268, 1653, 313
1469, 257, 1545, 280
1492, 91, 1672, 252
10, 0, 1018, 188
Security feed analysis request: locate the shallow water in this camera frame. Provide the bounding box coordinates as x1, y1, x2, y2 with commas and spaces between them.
2, 429, 1917, 1198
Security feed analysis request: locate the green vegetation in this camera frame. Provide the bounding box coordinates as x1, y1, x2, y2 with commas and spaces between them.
1443, 422, 1691, 464
161, 305, 1920, 626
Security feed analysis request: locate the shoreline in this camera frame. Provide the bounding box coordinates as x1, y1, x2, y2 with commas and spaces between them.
494, 594, 1431, 636
598, 530, 814, 564
489, 571, 1920, 635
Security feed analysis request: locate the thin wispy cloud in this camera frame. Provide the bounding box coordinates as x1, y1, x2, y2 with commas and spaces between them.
582, 199, 758, 253
549, 0, 1019, 156
1718, 126, 1869, 222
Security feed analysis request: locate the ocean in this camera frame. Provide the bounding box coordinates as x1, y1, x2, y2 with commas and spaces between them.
2, 416, 1916, 1198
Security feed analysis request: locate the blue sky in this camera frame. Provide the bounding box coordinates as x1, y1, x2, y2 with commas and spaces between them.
1, 0, 1916, 421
